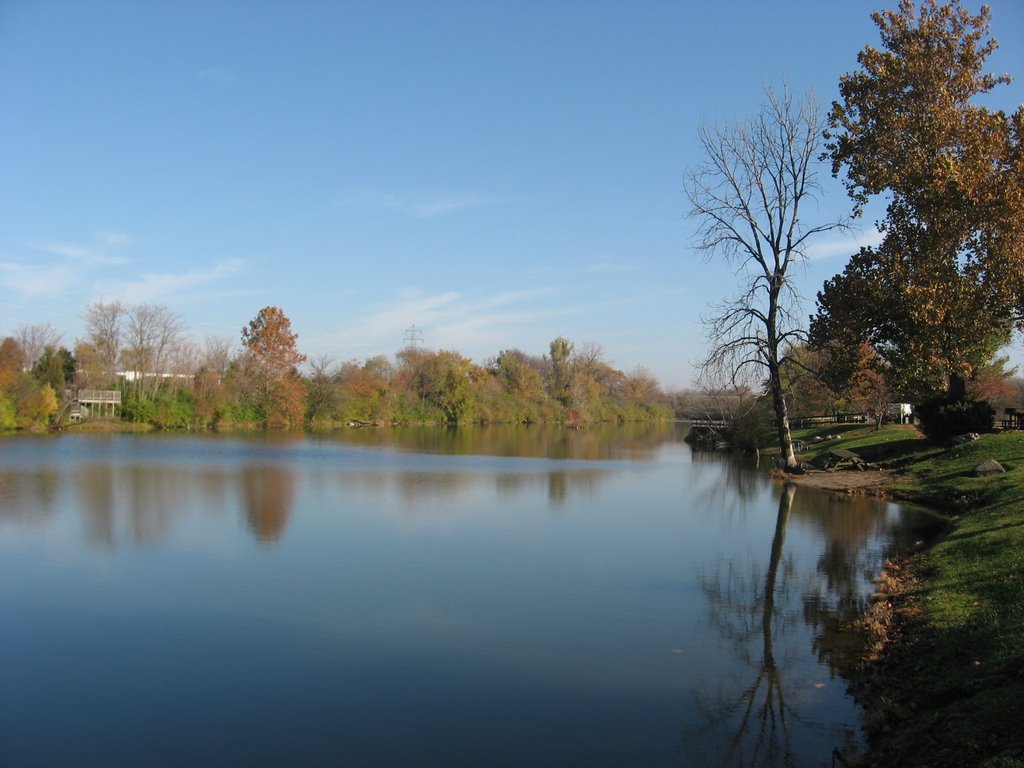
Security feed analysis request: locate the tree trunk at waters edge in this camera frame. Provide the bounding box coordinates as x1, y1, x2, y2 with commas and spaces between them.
771, 374, 797, 469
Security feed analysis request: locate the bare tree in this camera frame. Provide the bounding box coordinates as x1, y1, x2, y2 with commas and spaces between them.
306, 354, 339, 423
199, 336, 233, 378
122, 303, 159, 387
82, 301, 125, 385
14, 322, 63, 371
685, 85, 849, 469
572, 341, 606, 374
168, 340, 199, 387
122, 304, 187, 394
148, 306, 187, 390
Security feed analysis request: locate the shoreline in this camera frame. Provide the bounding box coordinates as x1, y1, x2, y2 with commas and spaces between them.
769, 466, 901, 496
778, 468, 956, 767
767, 427, 1024, 767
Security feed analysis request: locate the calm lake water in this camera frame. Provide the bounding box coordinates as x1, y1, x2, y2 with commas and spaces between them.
0, 424, 940, 767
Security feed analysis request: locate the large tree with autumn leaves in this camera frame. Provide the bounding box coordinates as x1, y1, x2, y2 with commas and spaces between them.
238, 306, 307, 428
811, 0, 1024, 401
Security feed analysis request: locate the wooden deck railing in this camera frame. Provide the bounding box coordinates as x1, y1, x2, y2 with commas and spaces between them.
76, 389, 121, 404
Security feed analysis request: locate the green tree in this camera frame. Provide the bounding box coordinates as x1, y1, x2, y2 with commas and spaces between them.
494, 349, 545, 401
813, 0, 1024, 399
32, 346, 76, 394
685, 85, 849, 469
424, 350, 474, 423
546, 336, 574, 407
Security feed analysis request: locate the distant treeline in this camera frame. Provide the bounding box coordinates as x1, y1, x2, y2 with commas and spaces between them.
0, 304, 673, 430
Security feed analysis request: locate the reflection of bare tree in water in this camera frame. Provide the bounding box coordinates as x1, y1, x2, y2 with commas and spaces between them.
80, 465, 116, 547
688, 451, 769, 528
684, 483, 839, 767
241, 465, 295, 544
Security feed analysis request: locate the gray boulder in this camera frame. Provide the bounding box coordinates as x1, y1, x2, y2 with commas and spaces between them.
971, 459, 1006, 477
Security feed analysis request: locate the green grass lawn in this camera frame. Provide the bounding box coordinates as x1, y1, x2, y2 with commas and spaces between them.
785, 426, 1024, 766
882, 432, 1024, 767
790, 422, 938, 468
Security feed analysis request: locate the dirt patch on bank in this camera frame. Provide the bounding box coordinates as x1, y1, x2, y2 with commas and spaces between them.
771, 467, 902, 495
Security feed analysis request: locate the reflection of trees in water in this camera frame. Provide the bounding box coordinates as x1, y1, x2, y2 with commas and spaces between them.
685, 484, 861, 767
78, 465, 217, 547
395, 470, 460, 500
803, 541, 868, 670
302, 422, 685, 511
241, 465, 295, 544
62, 462, 254, 549
80, 464, 116, 547
688, 450, 771, 528
685, 484, 799, 767
0, 469, 59, 526
304, 465, 610, 513
497, 469, 604, 507
799, 498, 876, 667
126, 466, 194, 544
310, 421, 683, 461
791, 491, 920, 672
548, 471, 567, 504
789, 490, 883, 555
79, 462, 293, 548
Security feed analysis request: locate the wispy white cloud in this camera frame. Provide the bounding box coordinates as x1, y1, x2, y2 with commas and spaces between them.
806, 227, 884, 261
29, 243, 131, 266
29, 231, 133, 266
2, 231, 138, 300
94, 259, 245, 303
305, 286, 567, 356
0, 260, 79, 299
30, 242, 92, 259
96, 231, 134, 247
331, 188, 498, 219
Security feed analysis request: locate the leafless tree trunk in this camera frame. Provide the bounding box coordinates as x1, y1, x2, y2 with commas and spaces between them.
685, 85, 849, 469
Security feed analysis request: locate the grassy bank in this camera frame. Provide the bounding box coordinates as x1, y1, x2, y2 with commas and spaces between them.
787, 425, 1024, 767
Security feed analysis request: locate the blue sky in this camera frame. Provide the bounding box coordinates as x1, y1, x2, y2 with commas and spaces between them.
2, 1, 1022, 389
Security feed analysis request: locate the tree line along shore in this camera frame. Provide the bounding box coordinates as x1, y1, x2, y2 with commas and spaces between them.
0, 305, 673, 432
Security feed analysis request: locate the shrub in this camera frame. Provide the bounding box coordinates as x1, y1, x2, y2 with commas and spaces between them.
915, 395, 994, 442
729, 403, 774, 451
0, 395, 16, 429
